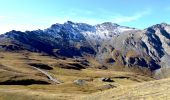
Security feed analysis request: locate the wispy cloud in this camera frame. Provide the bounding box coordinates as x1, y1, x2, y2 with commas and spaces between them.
0, 15, 14, 19
0, 16, 50, 34
111, 9, 151, 23
50, 8, 152, 24
47, 16, 106, 25
0, 9, 152, 34
0, 23, 49, 34
0, 16, 8, 19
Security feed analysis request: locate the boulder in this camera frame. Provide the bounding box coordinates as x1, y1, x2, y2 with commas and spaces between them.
100, 77, 114, 82
73, 79, 86, 85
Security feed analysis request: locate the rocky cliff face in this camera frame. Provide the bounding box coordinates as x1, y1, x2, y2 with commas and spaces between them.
0, 21, 170, 78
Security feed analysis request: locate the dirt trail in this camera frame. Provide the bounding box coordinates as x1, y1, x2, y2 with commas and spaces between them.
33, 67, 61, 84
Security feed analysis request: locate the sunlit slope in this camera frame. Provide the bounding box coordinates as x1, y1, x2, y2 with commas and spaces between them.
80, 78, 170, 100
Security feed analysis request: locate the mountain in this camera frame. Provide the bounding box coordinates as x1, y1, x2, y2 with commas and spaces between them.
0, 21, 170, 79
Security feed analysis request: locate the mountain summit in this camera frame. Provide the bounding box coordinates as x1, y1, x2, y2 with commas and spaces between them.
0, 21, 170, 78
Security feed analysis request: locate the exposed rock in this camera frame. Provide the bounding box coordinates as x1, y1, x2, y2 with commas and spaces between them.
100, 77, 114, 82
98, 65, 108, 70
105, 58, 115, 64
126, 57, 148, 67
98, 84, 116, 91
73, 79, 86, 85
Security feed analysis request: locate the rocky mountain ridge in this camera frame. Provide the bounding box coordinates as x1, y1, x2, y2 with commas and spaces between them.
0, 21, 170, 78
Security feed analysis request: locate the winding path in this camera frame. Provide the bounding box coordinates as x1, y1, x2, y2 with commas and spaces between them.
33, 67, 61, 84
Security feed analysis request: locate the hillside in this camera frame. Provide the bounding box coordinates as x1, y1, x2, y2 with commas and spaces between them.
79, 78, 170, 100
0, 22, 170, 78
0, 21, 170, 100
0, 51, 154, 100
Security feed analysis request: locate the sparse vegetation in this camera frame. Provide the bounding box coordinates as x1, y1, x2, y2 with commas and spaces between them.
0, 51, 155, 100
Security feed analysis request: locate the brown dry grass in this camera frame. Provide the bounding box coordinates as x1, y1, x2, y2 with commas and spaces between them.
79, 78, 170, 100
0, 51, 156, 100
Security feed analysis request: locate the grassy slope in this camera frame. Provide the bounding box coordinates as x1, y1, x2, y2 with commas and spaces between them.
80, 78, 170, 100
0, 51, 157, 100
1, 78, 170, 100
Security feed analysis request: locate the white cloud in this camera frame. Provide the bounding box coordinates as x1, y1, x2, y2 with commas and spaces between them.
0, 16, 53, 34
50, 9, 151, 25
0, 9, 151, 34
0, 16, 14, 19
0, 24, 49, 34
111, 9, 151, 23
0, 16, 5, 19
0, 16, 105, 34
0, 16, 9, 19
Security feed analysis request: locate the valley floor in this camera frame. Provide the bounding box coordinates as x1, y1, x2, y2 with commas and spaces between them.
1, 78, 170, 100
0, 51, 168, 100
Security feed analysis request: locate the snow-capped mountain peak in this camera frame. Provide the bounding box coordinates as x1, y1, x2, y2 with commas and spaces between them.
81, 22, 136, 39
0, 21, 170, 78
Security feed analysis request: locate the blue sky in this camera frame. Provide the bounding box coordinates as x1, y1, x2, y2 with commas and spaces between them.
0, 0, 170, 33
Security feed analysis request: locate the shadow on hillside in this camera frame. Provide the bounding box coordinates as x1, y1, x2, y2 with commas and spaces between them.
0, 79, 50, 85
